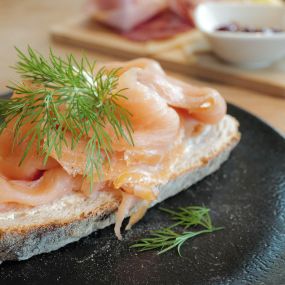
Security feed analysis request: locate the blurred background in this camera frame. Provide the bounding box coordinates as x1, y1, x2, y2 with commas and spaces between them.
1, 0, 285, 133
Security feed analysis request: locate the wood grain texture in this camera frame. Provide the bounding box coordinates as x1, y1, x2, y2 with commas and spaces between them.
0, 0, 284, 134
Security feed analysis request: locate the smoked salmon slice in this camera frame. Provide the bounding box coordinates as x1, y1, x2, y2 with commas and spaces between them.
110, 67, 181, 151
0, 168, 81, 206
0, 128, 59, 181
104, 58, 226, 125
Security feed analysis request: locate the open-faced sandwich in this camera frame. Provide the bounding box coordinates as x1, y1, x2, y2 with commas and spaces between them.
0, 48, 240, 263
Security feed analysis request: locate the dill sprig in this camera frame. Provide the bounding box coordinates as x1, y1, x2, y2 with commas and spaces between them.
160, 206, 214, 229
0, 46, 133, 186
131, 206, 223, 256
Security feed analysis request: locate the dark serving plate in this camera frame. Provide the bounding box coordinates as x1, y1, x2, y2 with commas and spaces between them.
0, 92, 284, 285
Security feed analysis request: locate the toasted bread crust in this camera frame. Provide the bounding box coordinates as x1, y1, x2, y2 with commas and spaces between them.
0, 115, 240, 263
0, 202, 118, 262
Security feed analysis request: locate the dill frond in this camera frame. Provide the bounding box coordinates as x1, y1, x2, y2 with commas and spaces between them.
0, 46, 133, 188
131, 206, 223, 256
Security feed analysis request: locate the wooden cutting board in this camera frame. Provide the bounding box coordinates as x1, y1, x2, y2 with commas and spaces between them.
51, 16, 285, 97
51, 16, 203, 57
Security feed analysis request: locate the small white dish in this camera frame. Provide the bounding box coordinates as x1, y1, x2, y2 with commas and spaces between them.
193, 2, 285, 68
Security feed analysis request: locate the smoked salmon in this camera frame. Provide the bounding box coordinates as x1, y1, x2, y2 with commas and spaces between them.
0, 128, 59, 181
0, 168, 81, 206
0, 58, 226, 238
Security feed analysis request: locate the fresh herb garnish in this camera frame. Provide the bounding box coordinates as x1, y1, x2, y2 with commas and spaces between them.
131, 206, 223, 256
0, 47, 133, 187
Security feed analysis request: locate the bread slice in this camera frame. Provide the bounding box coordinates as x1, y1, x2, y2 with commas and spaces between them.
0, 115, 240, 263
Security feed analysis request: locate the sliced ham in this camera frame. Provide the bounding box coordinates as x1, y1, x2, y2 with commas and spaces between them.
168, 0, 197, 21
123, 10, 193, 41
87, 0, 167, 32
87, 0, 215, 41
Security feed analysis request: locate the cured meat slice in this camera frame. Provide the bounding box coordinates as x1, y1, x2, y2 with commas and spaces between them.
123, 10, 193, 41
88, 0, 167, 32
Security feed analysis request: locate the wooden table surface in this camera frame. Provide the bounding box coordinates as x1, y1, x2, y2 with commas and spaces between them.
1, 0, 284, 134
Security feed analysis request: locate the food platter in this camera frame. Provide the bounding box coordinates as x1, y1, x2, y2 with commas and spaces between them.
0, 92, 284, 285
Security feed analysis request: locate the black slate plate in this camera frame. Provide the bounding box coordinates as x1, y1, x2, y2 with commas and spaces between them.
0, 93, 284, 285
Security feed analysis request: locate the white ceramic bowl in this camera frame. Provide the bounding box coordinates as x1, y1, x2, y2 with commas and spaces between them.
193, 2, 285, 68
